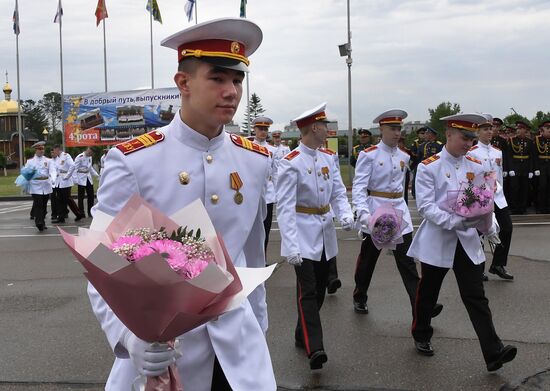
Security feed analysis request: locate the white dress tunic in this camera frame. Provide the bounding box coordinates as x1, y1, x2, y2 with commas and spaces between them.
89, 115, 276, 391
276, 143, 353, 261
407, 147, 490, 267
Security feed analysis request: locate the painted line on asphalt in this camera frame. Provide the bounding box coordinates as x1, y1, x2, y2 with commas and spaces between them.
0, 205, 33, 214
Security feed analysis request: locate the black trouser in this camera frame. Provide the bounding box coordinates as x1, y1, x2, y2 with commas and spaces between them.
211, 356, 231, 391
51, 188, 59, 218
537, 168, 550, 213
53, 187, 71, 220
510, 175, 529, 213
295, 252, 330, 356
491, 205, 513, 267
411, 168, 417, 198
31, 194, 49, 229
412, 242, 503, 363
78, 179, 95, 217
263, 203, 274, 253
353, 232, 419, 312
327, 257, 339, 284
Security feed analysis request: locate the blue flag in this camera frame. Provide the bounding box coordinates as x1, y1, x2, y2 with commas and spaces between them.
13, 3, 20, 35
184, 0, 195, 22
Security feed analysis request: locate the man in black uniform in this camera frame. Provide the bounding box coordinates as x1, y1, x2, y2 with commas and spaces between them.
409, 127, 427, 198
350, 128, 372, 167
418, 126, 443, 162
533, 120, 550, 213
507, 120, 535, 214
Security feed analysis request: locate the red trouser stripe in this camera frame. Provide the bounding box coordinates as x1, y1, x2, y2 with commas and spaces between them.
411, 277, 422, 332
297, 282, 311, 355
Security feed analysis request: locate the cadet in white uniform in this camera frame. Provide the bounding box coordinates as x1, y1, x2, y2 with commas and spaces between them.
467, 118, 514, 280
408, 113, 517, 372
277, 103, 354, 370
51, 145, 76, 223
270, 129, 291, 162
88, 18, 276, 390
252, 116, 278, 254
352, 110, 442, 318
25, 141, 56, 231
73, 147, 99, 218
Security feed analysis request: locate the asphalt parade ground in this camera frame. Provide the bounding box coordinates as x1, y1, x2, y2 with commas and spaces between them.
0, 198, 549, 391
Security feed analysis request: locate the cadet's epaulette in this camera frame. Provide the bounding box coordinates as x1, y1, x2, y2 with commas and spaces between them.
422, 155, 440, 165
319, 148, 336, 155
364, 145, 378, 153
116, 130, 165, 155
284, 150, 300, 161
469, 145, 478, 151
466, 155, 482, 164
230, 134, 270, 157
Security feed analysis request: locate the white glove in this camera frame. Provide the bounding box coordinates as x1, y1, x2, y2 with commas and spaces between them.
508, 171, 516, 177
528, 172, 534, 179
462, 218, 481, 230
286, 254, 303, 266
341, 216, 354, 231
535, 170, 541, 176
358, 212, 371, 227
503, 172, 508, 178
123, 330, 177, 377
485, 232, 501, 246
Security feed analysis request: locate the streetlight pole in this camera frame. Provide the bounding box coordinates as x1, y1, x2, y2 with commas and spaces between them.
339, 0, 353, 185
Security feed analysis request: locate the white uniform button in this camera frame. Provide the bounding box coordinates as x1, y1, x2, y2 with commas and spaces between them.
206, 155, 213, 163
211, 194, 219, 204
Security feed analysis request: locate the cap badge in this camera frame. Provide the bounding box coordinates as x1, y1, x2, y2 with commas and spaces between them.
230, 172, 244, 205
231, 41, 240, 54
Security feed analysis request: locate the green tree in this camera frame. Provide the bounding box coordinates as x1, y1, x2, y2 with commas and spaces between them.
21, 99, 48, 138
428, 102, 461, 141
503, 113, 531, 131
531, 110, 550, 130
40, 92, 62, 132
242, 92, 265, 134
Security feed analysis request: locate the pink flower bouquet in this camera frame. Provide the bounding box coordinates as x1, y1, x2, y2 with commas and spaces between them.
447, 171, 497, 233
367, 203, 405, 250
59, 194, 275, 391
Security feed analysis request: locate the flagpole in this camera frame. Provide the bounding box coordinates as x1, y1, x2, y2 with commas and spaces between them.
58, 8, 66, 151
15, 0, 23, 170
102, 19, 108, 92
195, 0, 198, 24
149, 3, 154, 89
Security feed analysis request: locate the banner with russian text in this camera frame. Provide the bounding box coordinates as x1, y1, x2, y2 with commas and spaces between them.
63, 88, 180, 147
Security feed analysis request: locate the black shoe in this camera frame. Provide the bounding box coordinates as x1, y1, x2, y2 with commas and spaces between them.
489, 266, 514, 280
51, 216, 58, 221
75, 215, 84, 222
414, 340, 434, 356
37, 224, 44, 232
52, 219, 65, 224
431, 303, 443, 318
353, 301, 368, 314
487, 345, 517, 372
327, 278, 342, 294
482, 273, 489, 281
309, 350, 328, 370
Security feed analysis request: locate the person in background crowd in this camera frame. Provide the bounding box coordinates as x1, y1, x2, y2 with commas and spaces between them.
74, 147, 99, 218
25, 141, 55, 231
507, 120, 534, 214
409, 127, 427, 198
350, 128, 372, 167
467, 118, 514, 281
533, 120, 550, 213
51, 145, 76, 224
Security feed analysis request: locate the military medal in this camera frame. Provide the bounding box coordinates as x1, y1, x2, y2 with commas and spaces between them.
400, 161, 405, 171
321, 166, 330, 180
230, 172, 244, 204
178, 171, 190, 185
495, 158, 501, 166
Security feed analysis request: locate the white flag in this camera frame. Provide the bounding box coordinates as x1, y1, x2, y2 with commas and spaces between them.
53, 0, 63, 23
184, 0, 195, 22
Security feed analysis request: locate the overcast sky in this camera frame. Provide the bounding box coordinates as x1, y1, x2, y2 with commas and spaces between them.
1, 0, 549, 130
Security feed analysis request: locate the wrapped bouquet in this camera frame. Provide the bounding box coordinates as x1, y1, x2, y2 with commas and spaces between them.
14, 166, 37, 194
59, 194, 275, 391
447, 171, 497, 233
365, 203, 405, 250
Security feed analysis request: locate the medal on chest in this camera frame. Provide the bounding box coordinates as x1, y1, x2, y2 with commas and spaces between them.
230, 172, 244, 205
400, 161, 405, 172
321, 166, 330, 180
495, 158, 501, 166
